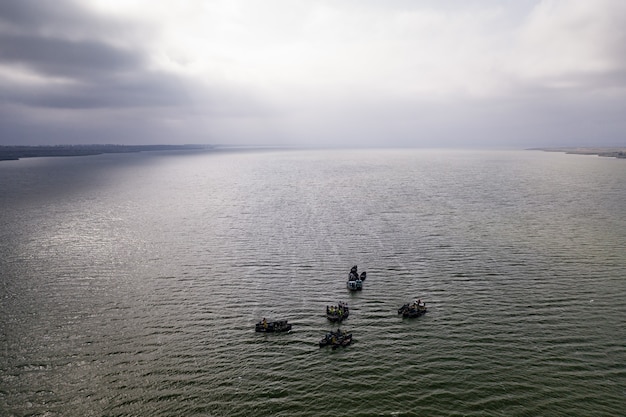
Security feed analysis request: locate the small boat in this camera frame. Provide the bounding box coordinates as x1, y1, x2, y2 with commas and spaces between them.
347, 279, 362, 291
255, 319, 292, 333
398, 300, 427, 318
319, 329, 352, 349
347, 265, 366, 291
326, 302, 349, 322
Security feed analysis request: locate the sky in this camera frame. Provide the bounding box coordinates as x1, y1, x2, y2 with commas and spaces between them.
1, 0, 625, 148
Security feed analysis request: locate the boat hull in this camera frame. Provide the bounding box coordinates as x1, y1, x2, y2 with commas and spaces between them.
326, 302, 349, 322
319, 331, 352, 349
398, 303, 427, 318
347, 280, 363, 291
255, 320, 292, 333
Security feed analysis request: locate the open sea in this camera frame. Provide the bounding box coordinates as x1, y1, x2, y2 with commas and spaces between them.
1, 148, 625, 416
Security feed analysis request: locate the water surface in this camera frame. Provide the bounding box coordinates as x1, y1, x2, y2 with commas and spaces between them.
1, 149, 625, 416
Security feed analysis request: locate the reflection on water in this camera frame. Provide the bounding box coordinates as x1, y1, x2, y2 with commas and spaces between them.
1, 149, 625, 416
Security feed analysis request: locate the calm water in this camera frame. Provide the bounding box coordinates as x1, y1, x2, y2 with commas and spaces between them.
1, 148, 625, 416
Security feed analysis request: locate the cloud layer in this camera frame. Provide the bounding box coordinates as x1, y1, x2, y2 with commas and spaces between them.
1, 0, 625, 147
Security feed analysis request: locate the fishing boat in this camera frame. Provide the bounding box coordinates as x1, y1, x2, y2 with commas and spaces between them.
319, 329, 352, 349
398, 300, 427, 318
255, 319, 292, 333
347, 279, 362, 291
347, 265, 366, 291
326, 302, 349, 322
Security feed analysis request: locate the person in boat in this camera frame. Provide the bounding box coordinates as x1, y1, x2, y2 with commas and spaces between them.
262, 318, 268, 329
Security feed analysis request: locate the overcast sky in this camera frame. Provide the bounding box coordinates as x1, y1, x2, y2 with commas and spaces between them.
1, 0, 625, 148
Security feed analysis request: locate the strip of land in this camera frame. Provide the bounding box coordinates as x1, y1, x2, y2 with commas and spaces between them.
529, 147, 626, 159
0, 144, 211, 161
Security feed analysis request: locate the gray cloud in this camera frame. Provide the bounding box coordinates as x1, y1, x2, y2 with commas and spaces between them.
0, 0, 625, 147
0, 33, 142, 80
0, 1, 198, 111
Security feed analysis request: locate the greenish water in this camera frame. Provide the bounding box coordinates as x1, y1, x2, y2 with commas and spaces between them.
1, 149, 625, 416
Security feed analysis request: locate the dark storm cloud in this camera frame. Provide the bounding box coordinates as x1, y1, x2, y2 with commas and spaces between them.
0, 0, 78, 28
0, 0, 197, 110
0, 0, 143, 43
0, 30, 194, 110
0, 33, 142, 80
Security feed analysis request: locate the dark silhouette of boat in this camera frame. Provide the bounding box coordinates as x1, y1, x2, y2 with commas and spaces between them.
319, 329, 352, 349
398, 300, 427, 318
347, 265, 366, 291
255, 319, 292, 333
326, 302, 349, 322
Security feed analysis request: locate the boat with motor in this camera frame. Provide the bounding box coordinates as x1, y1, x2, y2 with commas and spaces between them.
326, 302, 349, 322
398, 300, 427, 318
319, 329, 352, 349
347, 265, 366, 291
255, 318, 292, 333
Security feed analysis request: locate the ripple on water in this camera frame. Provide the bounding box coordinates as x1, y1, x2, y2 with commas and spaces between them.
1, 149, 625, 416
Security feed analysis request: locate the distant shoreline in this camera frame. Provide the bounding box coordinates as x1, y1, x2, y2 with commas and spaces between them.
529, 147, 626, 159
3, 145, 625, 162
0, 144, 212, 161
